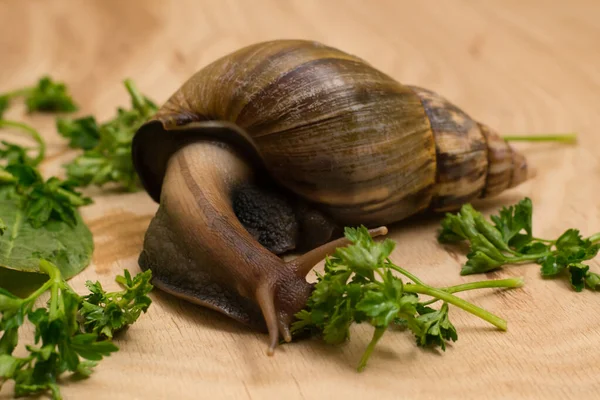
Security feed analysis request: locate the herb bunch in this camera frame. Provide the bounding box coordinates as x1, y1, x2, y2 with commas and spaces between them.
0, 76, 89, 229
291, 226, 524, 371
439, 198, 600, 292
0, 259, 152, 400
0, 141, 91, 228
57, 79, 157, 191
0, 76, 78, 119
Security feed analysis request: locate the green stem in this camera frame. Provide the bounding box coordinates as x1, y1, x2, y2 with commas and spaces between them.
1, 87, 32, 100
0, 119, 46, 166
404, 284, 507, 330
56, 187, 89, 207
357, 326, 386, 372
123, 79, 146, 113
503, 133, 577, 144
386, 262, 425, 285
420, 277, 525, 306
588, 232, 600, 243
509, 252, 552, 263
22, 279, 54, 304
532, 237, 555, 244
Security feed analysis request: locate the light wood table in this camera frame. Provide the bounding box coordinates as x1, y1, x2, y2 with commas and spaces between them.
1, 1, 599, 399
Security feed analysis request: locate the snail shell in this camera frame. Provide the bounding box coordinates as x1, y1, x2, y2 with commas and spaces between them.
132, 40, 528, 352
135, 40, 526, 225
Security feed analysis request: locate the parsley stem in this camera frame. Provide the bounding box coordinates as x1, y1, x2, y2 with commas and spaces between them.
357, 326, 386, 372
386, 261, 425, 285
404, 284, 507, 330
0, 87, 32, 99
124, 79, 147, 114
588, 232, 600, 243
0, 119, 46, 166
532, 237, 554, 244
509, 252, 551, 263
502, 133, 577, 144
420, 277, 525, 306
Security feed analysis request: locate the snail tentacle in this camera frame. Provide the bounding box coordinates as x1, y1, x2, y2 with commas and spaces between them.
290, 226, 389, 278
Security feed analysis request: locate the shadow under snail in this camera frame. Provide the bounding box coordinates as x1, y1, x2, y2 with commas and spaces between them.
131, 39, 529, 354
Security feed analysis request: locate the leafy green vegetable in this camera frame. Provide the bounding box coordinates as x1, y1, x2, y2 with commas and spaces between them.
0, 185, 93, 281
0, 76, 77, 118
80, 269, 153, 339
292, 226, 524, 371
23, 77, 78, 114
56, 116, 100, 150
0, 260, 152, 400
58, 79, 156, 191
439, 198, 600, 291
0, 140, 91, 228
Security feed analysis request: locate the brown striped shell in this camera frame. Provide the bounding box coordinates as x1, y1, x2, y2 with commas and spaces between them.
133, 39, 528, 229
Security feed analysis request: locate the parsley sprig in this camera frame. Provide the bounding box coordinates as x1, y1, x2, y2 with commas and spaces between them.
0, 76, 77, 119
439, 198, 600, 291
57, 79, 157, 191
0, 140, 91, 228
0, 260, 152, 400
291, 226, 523, 371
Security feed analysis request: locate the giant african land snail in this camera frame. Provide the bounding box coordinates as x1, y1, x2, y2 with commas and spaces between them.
131, 40, 528, 354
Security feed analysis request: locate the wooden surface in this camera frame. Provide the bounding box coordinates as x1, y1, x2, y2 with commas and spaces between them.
1, 0, 600, 399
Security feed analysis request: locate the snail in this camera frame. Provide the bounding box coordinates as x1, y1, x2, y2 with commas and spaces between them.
131, 40, 528, 354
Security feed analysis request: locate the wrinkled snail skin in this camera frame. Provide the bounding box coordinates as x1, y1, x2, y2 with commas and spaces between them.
132, 40, 529, 353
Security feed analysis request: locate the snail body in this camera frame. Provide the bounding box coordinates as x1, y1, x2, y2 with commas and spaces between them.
132, 40, 528, 352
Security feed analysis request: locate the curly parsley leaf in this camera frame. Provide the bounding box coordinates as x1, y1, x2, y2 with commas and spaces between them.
56, 116, 100, 150
0, 76, 77, 118
293, 226, 523, 371
415, 303, 457, 350
80, 269, 153, 339
24, 76, 78, 114
1, 160, 91, 228
59, 79, 156, 191
0, 260, 152, 399
439, 198, 600, 291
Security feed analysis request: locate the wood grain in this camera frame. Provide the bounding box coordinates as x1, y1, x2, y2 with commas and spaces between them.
1, 0, 599, 399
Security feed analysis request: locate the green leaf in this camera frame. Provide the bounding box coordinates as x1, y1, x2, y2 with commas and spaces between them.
75, 360, 97, 377
540, 256, 562, 276
438, 213, 468, 243
585, 272, 600, 290
356, 290, 400, 327
414, 303, 457, 350
24, 177, 92, 228
62, 80, 156, 191
568, 263, 589, 292
24, 76, 78, 114
5, 163, 41, 187
0, 354, 22, 378
490, 197, 533, 249
336, 226, 395, 276
0, 141, 34, 166
0, 186, 93, 280
520, 241, 551, 255
56, 117, 100, 150
0, 327, 19, 355
70, 335, 119, 360
555, 229, 599, 262
322, 303, 352, 344
290, 309, 313, 334
80, 270, 153, 339
461, 249, 506, 275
